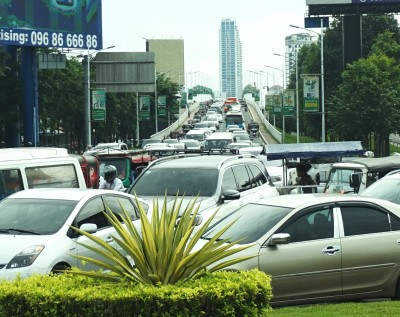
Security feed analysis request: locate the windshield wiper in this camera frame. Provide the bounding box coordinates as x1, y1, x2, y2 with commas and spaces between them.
0, 228, 42, 235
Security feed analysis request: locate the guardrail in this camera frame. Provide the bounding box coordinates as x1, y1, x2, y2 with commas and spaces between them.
150, 102, 200, 140
245, 99, 282, 143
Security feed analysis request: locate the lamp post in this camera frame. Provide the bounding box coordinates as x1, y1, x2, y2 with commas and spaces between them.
84, 45, 115, 148
266, 61, 285, 144
295, 50, 299, 143
290, 20, 325, 142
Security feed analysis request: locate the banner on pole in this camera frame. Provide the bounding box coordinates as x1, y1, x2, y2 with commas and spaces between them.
139, 95, 151, 120
303, 76, 320, 112
283, 90, 295, 117
92, 89, 106, 121
157, 96, 167, 116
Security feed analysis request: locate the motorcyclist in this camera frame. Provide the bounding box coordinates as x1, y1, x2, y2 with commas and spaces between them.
99, 165, 125, 191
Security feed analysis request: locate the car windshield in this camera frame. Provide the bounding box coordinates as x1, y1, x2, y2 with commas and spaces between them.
324, 168, 363, 193
131, 168, 218, 197
186, 134, 204, 141
361, 178, 400, 204
201, 203, 292, 244
0, 198, 78, 235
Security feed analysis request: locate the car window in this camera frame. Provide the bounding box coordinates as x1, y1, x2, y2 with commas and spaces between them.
202, 203, 292, 244
248, 164, 268, 186
103, 195, 139, 221
232, 165, 252, 191
222, 167, 237, 192
131, 168, 218, 197
340, 206, 390, 236
361, 178, 400, 204
0, 198, 77, 235
26, 165, 79, 189
75, 197, 108, 230
278, 206, 334, 243
0, 169, 23, 199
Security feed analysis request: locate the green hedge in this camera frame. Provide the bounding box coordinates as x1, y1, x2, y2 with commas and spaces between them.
0, 270, 272, 317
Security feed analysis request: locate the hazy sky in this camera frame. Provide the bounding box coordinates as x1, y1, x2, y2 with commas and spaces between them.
101, 0, 309, 90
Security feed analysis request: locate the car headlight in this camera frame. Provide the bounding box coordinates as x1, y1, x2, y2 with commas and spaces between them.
6, 245, 45, 269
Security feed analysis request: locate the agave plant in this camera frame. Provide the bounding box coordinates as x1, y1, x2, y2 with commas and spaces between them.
67, 194, 255, 285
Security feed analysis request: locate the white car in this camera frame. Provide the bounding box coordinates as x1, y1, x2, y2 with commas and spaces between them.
0, 188, 150, 281
163, 139, 186, 150
179, 139, 202, 152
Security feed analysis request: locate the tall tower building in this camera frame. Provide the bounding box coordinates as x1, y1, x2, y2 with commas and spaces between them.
219, 18, 243, 98
146, 39, 185, 87
285, 33, 314, 85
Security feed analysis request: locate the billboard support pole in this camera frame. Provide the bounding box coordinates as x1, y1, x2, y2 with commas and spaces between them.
136, 92, 140, 147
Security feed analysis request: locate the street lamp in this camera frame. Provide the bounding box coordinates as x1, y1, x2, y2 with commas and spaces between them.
84, 45, 115, 148
266, 61, 285, 144
290, 20, 325, 142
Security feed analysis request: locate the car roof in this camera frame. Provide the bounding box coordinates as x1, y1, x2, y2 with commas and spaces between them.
6, 188, 134, 201
148, 154, 257, 169
250, 193, 400, 211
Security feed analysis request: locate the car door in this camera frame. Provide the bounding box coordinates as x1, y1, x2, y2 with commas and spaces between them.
102, 194, 141, 255
73, 196, 119, 272
258, 204, 342, 303
338, 202, 400, 295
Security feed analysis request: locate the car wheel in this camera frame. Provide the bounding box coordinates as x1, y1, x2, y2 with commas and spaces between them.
51, 263, 70, 275
392, 277, 400, 300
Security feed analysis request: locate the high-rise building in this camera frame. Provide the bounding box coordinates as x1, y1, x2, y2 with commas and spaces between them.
285, 33, 314, 85
219, 18, 243, 98
146, 39, 185, 87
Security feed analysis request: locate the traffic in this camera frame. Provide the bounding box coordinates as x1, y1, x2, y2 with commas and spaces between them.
2, 97, 400, 307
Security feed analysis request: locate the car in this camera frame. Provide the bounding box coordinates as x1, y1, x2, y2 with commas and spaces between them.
206, 116, 220, 129
197, 194, 400, 306
226, 124, 240, 132
0, 188, 151, 281
202, 121, 218, 133
163, 139, 186, 151
91, 142, 128, 152
193, 122, 209, 130
139, 139, 162, 149
360, 169, 400, 203
128, 154, 279, 231
235, 134, 252, 142
179, 139, 202, 152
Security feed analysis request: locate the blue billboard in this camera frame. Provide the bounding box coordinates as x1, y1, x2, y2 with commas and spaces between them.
0, 0, 102, 49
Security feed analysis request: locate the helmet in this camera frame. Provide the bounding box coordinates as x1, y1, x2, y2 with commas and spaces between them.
103, 165, 117, 183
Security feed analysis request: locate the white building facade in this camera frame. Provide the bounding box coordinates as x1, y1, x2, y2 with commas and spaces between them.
285, 33, 314, 85
219, 18, 243, 98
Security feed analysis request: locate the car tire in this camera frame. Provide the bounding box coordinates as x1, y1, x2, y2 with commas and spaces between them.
51, 263, 70, 275
392, 278, 400, 300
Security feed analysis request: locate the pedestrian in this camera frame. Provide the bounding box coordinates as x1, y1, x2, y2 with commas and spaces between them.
99, 165, 125, 191
295, 163, 315, 193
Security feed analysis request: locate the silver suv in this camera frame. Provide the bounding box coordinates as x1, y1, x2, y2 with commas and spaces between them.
127, 154, 279, 226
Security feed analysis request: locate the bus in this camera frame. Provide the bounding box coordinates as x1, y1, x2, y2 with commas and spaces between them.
225, 111, 245, 130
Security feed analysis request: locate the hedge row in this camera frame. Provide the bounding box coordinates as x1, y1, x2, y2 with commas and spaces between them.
0, 270, 272, 317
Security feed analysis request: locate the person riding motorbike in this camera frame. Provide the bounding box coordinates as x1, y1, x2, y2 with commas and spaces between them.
99, 165, 125, 191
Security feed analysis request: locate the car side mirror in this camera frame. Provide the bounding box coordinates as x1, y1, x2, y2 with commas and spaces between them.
266, 233, 291, 247
219, 189, 240, 203
79, 223, 98, 234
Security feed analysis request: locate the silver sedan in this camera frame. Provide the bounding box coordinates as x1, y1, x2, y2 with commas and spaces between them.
198, 194, 400, 306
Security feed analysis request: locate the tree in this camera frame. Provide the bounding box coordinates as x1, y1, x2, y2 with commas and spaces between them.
330, 53, 400, 156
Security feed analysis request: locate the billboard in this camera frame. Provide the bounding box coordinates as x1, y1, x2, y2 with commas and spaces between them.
307, 0, 400, 14
307, 0, 400, 3
0, 0, 102, 49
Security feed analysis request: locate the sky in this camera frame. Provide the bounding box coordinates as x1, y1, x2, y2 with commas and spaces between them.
101, 0, 309, 91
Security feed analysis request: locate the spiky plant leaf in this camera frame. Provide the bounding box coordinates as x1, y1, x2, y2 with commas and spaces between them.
67, 193, 255, 285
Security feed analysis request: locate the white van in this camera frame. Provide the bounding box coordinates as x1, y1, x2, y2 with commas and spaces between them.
0, 147, 87, 199
184, 130, 211, 147
204, 132, 236, 150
